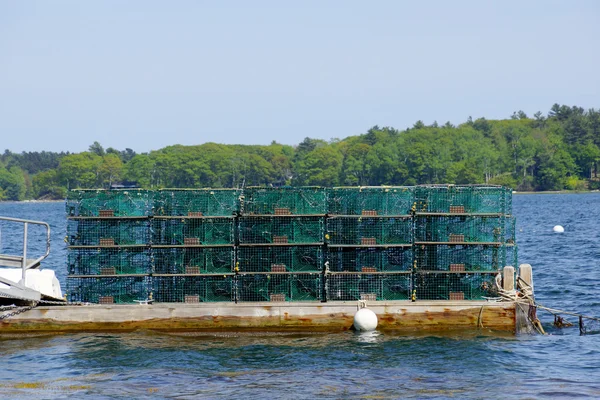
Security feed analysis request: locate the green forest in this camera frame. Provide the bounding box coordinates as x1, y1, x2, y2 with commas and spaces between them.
1, 104, 599, 200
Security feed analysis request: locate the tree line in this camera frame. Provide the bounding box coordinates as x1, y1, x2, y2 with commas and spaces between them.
1, 103, 599, 200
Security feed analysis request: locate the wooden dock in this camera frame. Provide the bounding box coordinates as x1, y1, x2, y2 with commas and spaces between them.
0, 300, 522, 334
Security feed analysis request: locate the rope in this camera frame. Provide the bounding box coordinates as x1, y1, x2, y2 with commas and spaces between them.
490, 274, 548, 334
477, 305, 484, 328
534, 305, 600, 323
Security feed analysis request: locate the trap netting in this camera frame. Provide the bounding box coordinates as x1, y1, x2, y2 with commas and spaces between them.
154, 189, 240, 217
414, 215, 516, 243
414, 244, 517, 272
326, 273, 411, 301
66, 189, 153, 217
327, 187, 415, 216
326, 216, 413, 245
327, 247, 413, 272
67, 275, 151, 304
236, 273, 322, 302
68, 247, 152, 275
152, 274, 235, 303
152, 247, 235, 274
414, 271, 499, 300
237, 216, 325, 244
152, 217, 235, 246
67, 218, 151, 246
414, 185, 512, 214
236, 245, 324, 272
241, 187, 327, 215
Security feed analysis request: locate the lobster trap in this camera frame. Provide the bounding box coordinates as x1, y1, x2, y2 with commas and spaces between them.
154, 189, 240, 217
236, 245, 324, 272
67, 275, 151, 304
414, 215, 515, 244
326, 216, 413, 245
327, 187, 415, 216
414, 244, 517, 272
327, 247, 413, 272
414, 185, 512, 214
242, 187, 327, 215
236, 273, 322, 302
326, 273, 411, 301
67, 218, 151, 246
237, 216, 325, 244
152, 274, 234, 303
152, 217, 235, 246
68, 247, 152, 275
66, 189, 153, 217
414, 271, 499, 300
152, 246, 234, 274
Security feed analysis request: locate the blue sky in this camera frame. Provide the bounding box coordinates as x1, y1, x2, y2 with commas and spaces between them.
1, 1, 598, 153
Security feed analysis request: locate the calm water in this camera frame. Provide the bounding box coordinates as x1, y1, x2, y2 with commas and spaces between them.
1, 195, 599, 399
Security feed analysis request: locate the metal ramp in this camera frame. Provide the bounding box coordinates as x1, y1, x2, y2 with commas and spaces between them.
0, 216, 52, 303
0, 255, 41, 269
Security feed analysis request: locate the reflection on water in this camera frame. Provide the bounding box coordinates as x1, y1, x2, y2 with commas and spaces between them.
354, 330, 382, 344
1, 195, 600, 398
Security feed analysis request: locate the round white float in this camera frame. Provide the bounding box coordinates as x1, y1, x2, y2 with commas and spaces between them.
353, 308, 378, 331
553, 225, 565, 233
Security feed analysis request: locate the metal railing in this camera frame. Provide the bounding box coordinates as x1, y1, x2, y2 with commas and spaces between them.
0, 216, 51, 284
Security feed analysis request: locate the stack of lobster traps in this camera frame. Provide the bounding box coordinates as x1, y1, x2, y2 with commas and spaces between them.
65, 185, 516, 304
326, 187, 414, 301
236, 187, 326, 302
66, 189, 153, 303
151, 189, 238, 303
412, 185, 516, 300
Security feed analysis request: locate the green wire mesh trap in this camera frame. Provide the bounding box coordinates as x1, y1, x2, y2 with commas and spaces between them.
67, 189, 153, 217
68, 247, 152, 275
154, 189, 240, 217
242, 187, 327, 215
238, 216, 325, 244
152, 275, 235, 303
414, 215, 515, 243
326, 273, 411, 301
236, 273, 322, 302
67, 218, 151, 246
152, 247, 235, 274
67, 275, 151, 304
414, 244, 517, 272
327, 247, 413, 272
236, 246, 324, 272
327, 187, 415, 215
326, 216, 413, 245
152, 217, 235, 246
414, 272, 499, 300
414, 185, 512, 214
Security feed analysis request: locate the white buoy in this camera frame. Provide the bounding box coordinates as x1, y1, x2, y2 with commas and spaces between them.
353, 308, 378, 331
553, 225, 565, 233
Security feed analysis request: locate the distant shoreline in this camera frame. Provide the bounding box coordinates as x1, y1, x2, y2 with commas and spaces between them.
1, 190, 599, 204
513, 190, 600, 195
0, 200, 64, 203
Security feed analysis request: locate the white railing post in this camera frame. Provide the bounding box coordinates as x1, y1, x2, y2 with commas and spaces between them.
22, 222, 28, 284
